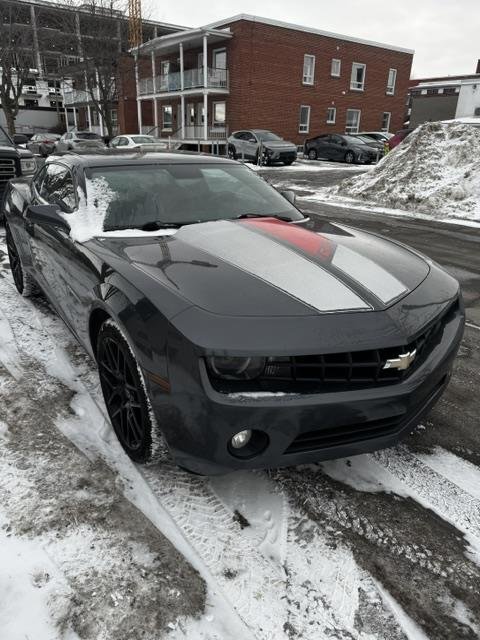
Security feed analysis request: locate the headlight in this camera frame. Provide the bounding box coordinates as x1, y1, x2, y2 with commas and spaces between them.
20, 158, 37, 175
207, 356, 266, 380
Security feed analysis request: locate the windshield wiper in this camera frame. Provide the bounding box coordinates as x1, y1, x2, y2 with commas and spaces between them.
234, 213, 298, 222
141, 221, 185, 231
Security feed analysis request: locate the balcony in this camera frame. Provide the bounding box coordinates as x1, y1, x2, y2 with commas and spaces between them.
138, 67, 229, 96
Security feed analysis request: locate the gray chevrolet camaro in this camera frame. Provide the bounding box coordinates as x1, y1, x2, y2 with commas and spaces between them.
2, 151, 464, 474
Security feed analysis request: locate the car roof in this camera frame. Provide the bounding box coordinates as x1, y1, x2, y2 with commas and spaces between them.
46, 149, 238, 168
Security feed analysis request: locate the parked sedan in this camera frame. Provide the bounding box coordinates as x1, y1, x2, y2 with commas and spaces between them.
305, 133, 380, 164
3, 152, 464, 474
26, 133, 61, 157
110, 134, 168, 150
56, 131, 106, 152
228, 130, 297, 165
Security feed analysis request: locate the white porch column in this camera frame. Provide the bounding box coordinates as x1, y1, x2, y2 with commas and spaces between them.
73, 107, 78, 129
181, 94, 185, 139
151, 52, 158, 132
203, 91, 208, 141
61, 82, 69, 131
87, 104, 92, 132
203, 35, 208, 88
96, 71, 104, 136
180, 42, 184, 90
134, 53, 142, 134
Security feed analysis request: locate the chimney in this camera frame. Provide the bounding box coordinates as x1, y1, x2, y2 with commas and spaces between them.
477, 59, 480, 73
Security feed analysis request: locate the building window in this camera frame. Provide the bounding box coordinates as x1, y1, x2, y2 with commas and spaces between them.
213, 48, 227, 70
420, 89, 427, 95
162, 105, 172, 129
111, 109, 118, 126
161, 61, 170, 76
299, 105, 311, 133
381, 112, 391, 132
24, 99, 39, 108
387, 68, 397, 95
345, 109, 361, 133
350, 63, 366, 91
326, 107, 336, 124
303, 55, 315, 85
331, 59, 341, 77
213, 101, 226, 125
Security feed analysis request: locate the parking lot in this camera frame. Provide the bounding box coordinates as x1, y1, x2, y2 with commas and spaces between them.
1, 161, 479, 639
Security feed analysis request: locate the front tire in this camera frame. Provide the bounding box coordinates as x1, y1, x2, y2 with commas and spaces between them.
6, 225, 39, 297
345, 151, 355, 164
227, 145, 237, 160
97, 320, 168, 465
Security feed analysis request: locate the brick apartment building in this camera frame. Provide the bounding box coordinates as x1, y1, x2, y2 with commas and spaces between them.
408, 60, 480, 128
126, 14, 414, 149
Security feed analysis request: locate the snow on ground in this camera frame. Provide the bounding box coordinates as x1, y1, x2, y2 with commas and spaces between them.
248, 158, 370, 172
329, 122, 480, 222
1, 228, 480, 639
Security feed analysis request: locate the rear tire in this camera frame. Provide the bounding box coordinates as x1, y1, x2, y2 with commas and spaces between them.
97, 320, 169, 465
345, 151, 355, 164
307, 148, 318, 160
6, 224, 39, 297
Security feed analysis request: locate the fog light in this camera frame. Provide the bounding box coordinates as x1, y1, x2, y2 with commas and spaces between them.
231, 429, 252, 449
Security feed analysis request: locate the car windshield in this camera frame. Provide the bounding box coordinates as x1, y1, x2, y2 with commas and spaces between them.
0, 127, 13, 146
131, 135, 157, 143
86, 163, 304, 231
354, 135, 376, 143
76, 132, 102, 140
253, 131, 283, 142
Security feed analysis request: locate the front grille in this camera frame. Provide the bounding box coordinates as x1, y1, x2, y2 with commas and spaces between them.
279, 151, 296, 161
284, 414, 405, 454
210, 298, 459, 394
0, 158, 16, 194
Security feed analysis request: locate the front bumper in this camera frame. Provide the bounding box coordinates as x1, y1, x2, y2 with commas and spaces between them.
148, 298, 464, 475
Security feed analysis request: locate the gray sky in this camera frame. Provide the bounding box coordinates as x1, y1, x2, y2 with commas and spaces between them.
146, 0, 479, 78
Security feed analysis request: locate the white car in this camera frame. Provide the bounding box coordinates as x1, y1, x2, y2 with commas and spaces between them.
56, 131, 106, 152
110, 134, 168, 150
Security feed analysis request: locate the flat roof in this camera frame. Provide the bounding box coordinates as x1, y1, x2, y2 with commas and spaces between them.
204, 14, 415, 55
135, 27, 232, 54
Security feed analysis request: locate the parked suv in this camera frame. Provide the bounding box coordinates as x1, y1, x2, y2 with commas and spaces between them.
0, 127, 36, 223
56, 131, 106, 152
305, 133, 380, 164
26, 133, 61, 157
228, 130, 297, 165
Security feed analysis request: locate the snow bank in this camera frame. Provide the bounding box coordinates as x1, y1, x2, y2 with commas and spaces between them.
335, 122, 480, 221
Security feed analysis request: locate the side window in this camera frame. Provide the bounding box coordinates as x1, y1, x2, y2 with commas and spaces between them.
40, 164, 76, 213
117, 137, 129, 146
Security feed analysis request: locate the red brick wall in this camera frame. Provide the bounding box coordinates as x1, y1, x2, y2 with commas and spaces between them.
223, 20, 413, 144
119, 20, 413, 142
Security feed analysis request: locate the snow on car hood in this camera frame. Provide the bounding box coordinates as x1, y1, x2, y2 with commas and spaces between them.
98, 218, 430, 317
262, 140, 297, 150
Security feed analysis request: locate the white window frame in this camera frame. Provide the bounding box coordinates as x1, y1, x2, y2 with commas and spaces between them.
331, 58, 341, 77
212, 101, 226, 126
326, 107, 336, 124
162, 104, 173, 130
345, 109, 361, 134
381, 112, 391, 132
303, 54, 315, 85
350, 62, 366, 91
386, 68, 397, 95
299, 105, 311, 133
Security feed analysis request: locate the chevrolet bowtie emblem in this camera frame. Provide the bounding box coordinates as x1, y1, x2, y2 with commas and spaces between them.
383, 349, 417, 371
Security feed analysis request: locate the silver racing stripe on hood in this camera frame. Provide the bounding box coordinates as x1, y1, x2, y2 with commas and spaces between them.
178, 220, 371, 312
331, 245, 408, 304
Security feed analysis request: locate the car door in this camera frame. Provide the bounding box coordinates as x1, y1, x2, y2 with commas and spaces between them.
313, 135, 333, 159
243, 132, 259, 160
329, 135, 347, 161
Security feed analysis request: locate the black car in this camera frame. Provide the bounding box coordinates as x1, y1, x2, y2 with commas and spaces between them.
305, 133, 380, 164
2, 151, 464, 474
0, 127, 37, 222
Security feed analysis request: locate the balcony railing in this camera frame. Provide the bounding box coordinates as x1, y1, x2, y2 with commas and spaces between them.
142, 124, 228, 142
63, 89, 118, 105
138, 67, 229, 95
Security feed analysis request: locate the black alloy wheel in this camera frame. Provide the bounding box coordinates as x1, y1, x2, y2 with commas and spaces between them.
97, 321, 164, 464
308, 148, 318, 160
6, 225, 37, 297
345, 150, 355, 164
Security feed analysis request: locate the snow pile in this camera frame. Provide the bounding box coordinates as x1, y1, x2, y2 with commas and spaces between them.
336, 122, 480, 221
66, 177, 117, 242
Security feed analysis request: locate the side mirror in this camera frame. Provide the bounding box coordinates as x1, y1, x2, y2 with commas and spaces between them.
26, 204, 70, 233
281, 190, 296, 205
13, 134, 28, 145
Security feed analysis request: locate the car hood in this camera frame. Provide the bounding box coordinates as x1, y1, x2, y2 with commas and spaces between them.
262, 140, 297, 151
94, 218, 430, 318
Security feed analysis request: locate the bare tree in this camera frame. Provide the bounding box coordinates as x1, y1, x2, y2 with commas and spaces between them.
60, 0, 129, 138
0, 1, 37, 135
